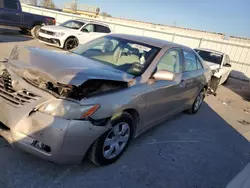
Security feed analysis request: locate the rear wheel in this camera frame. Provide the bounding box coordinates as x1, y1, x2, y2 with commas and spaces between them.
31, 25, 41, 38
88, 112, 134, 166
64, 37, 78, 50
187, 89, 205, 114
19, 28, 29, 35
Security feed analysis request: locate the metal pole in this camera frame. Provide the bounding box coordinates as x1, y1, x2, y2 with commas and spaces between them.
74, 0, 77, 12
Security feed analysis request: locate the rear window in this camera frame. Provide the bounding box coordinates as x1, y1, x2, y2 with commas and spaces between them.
4, 0, 18, 10
95, 25, 111, 33
195, 49, 223, 65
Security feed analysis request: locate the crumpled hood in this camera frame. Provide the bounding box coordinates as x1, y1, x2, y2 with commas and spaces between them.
41, 25, 79, 33
204, 61, 220, 71
6, 46, 133, 86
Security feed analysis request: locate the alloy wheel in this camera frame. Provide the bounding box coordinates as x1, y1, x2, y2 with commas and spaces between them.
194, 91, 204, 111
66, 38, 78, 50
103, 122, 130, 159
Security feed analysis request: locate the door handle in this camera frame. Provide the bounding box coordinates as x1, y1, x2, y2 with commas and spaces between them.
15, 13, 20, 16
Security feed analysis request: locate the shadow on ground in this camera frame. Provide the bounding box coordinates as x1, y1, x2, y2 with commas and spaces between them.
225, 76, 250, 102
0, 28, 32, 43
0, 102, 249, 188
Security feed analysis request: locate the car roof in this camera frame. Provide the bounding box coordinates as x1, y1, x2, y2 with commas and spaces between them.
194, 48, 225, 55
75, 19, 110, 28
107, 33, 189, 49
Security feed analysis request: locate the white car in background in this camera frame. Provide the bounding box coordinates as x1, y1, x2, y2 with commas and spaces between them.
194, 48, 232, 93
38, 19, 111, 50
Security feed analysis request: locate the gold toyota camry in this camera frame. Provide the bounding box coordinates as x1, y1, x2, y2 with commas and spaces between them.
0, 34, 211, 165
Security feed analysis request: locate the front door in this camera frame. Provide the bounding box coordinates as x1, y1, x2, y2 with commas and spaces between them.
78, 24, 109, 44
144, 49, 187, 127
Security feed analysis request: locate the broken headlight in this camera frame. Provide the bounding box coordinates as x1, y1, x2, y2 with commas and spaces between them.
38, 99, 100, 120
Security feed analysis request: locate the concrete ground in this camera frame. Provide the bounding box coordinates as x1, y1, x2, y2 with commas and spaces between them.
0, 29, 250, 188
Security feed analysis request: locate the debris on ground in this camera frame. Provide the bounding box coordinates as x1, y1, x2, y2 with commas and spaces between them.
238, 120, 250, 125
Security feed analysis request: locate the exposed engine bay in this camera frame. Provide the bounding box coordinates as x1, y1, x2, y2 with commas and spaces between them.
23, 77, 128, 100
0, 68, 128, 100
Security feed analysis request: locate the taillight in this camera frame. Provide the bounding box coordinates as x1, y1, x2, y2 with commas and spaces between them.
45, 18, 56, 25
52, 19, 56, 25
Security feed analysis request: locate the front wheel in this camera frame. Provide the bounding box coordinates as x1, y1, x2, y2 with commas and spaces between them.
88, 112, 134, 166
31, 25, 41, 38
64, 37, 78, 50
187, 89, 205, 114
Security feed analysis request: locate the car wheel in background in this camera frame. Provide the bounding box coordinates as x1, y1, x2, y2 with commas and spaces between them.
223, 75, 230, 85
31, 25, 41, 38
187, 88, 205, 114
19, 28, 29, 35
64, 37, 78, 50
88, 112, 134, 166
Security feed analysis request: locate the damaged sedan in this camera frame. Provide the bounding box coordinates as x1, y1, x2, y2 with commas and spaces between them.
194, 48, 232, 94
0, 34, 211, 165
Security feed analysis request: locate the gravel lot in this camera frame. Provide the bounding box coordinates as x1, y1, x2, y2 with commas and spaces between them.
0, 29, 250, 188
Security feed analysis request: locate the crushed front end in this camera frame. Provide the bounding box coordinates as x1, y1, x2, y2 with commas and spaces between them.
0, 47, 113, 164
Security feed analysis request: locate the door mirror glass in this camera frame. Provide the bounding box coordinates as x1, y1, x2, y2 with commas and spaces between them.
153, 70, 174, 81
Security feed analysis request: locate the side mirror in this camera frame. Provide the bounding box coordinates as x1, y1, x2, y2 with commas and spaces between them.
82, 29, 89, 33
153, 70, 175, 81
224, 63, 231, 67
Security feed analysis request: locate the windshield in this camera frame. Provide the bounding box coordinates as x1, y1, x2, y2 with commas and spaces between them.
71, 36, 160, 76
195, 49, 223, 65
60, 20, 85, 30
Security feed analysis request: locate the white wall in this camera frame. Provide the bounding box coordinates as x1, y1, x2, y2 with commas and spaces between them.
21, 4, 250, 81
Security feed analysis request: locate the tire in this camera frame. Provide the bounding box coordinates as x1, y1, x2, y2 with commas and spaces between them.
31, 25, 41, 38
19, 28, 29, 35
187, 88, 206, 114
64, 37, 78, 50
222, 75, 230, 85
88, 112, 134, 166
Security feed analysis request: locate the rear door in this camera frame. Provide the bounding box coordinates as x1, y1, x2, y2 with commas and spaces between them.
182, 49, 205, 107
79, 24, 111, 44
1, 0, 21, 26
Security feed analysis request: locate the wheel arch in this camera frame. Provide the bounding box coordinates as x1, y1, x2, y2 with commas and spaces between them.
122, 109, 140, 137
32, 22, 44, 28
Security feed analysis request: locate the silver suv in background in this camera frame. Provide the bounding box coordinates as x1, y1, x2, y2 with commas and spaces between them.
0, 34, 211, 166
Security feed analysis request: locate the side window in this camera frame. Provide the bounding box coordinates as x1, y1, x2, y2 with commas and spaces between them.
196, 57, 203, 69
157, 50, 181, 73
4, 0, 18, 10
105, 27, 111, 33
95, 25, 110, 33
183, 50, 197, 72
82, 24, 94, 32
